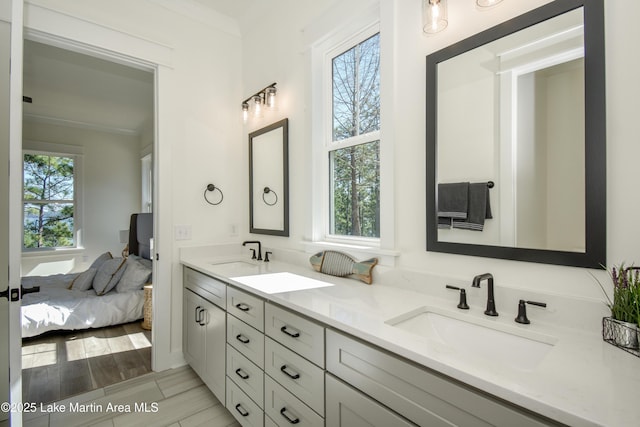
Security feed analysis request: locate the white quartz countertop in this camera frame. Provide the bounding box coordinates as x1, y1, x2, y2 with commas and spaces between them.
181, 254, 640, 427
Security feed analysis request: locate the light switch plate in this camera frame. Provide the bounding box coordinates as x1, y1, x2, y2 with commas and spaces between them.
174, 224, 192, 240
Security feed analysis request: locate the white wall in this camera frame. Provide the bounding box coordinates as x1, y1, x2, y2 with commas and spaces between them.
240, 0, 640, 301
22, 121, 142, 275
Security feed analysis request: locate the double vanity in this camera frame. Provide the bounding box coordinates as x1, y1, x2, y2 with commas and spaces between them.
180, 246, 640, 427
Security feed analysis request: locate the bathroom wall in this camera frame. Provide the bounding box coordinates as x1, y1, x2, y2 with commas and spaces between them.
241, 0, 640, 301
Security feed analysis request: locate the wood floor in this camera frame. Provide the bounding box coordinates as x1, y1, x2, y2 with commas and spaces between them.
22, 322, 153, 405
22, 365, 240, 427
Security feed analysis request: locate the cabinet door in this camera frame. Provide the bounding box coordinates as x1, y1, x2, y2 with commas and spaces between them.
202, 300, 226, 404
326, 374, 416, 427
183, 289, 204, 372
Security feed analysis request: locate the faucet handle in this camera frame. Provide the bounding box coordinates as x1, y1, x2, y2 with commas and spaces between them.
249, 248, 257, 259
264, 251, 272, 262
446, 285, 469, 310
515, 299, 547, 324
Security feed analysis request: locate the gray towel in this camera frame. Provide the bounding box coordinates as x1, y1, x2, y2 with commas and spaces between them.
437, 182, 469, 229
452, 182, 492, 231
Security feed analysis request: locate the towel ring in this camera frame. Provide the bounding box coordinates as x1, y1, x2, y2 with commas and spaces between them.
204, 184, 224, 205
262, 187, 278, 206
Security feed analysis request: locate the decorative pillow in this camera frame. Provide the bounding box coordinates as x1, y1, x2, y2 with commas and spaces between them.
93, 257, 127, 295
116, 257, 152, 293
68, 268, 97, 291
90, 252, 113, 270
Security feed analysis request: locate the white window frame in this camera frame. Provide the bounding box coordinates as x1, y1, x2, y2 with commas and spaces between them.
310, 14, 397, 259
21, 143, 84, 252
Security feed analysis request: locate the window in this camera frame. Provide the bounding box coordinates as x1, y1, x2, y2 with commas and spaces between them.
328, 33, 380, 239
23, 152, 77, 249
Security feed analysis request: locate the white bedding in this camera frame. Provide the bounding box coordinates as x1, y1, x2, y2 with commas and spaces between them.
21, 273, 144, 338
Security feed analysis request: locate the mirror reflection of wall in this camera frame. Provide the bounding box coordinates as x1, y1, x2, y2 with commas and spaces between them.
436, 7, 585, 252
249, 118, 289, 236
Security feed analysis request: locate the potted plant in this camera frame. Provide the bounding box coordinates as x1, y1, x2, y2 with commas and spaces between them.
604, 265, 640, 349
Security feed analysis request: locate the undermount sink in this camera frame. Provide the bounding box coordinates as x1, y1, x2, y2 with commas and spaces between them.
208, 261, 261, 276
386, 307, 557, 372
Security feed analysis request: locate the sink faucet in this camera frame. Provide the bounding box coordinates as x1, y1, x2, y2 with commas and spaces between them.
242, 240, 262, 261
471, 273, 498, 316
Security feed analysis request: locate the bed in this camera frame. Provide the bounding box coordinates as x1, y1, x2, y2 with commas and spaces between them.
21, 213, 153, 338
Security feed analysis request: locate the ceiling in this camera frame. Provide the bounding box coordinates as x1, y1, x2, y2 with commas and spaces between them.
23, 40, 154, 137
21, 1, 263, 138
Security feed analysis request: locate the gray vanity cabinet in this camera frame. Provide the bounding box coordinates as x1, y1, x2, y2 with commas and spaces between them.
326, 329, 554, 427
226, 287, 266, 427
325, 374, 416, 427
182, 268, 226, 404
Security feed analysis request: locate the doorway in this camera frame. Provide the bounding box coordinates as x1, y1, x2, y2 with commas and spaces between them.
20, 39, 156, 404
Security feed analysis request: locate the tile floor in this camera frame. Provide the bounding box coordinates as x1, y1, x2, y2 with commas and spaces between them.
22, 365, 240, 427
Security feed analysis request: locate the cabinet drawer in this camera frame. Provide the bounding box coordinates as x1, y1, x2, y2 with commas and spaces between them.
227, 344, 264, 408
264, 415, 278, 427
326, 330, 551, 427
227, 377, 264, 427
184, 267, 226, 309
326, 374, 416, 427
228, 286, 264, 331
265, 303, 324, 368
227, 314, 265, 369
264, 375, 324, 427
264, 338, 324, 416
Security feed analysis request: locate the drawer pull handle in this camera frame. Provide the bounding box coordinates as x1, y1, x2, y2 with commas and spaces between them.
280, 364, 300, 380
235, 403, 249, 417
236, 334, 250, 344
198, 308, 206, 326
235, 368, 250, 380
235, 302, 251, 312
195, 306, 201, 323
280, 407, 300, 424
280, 325, 300, 338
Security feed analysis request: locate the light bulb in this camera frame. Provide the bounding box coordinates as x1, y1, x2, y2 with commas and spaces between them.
423, 0, 448, 34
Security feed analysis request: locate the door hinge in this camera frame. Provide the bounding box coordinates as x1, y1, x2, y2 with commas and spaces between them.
0, 287, 8, 301
10, 288, 19, 302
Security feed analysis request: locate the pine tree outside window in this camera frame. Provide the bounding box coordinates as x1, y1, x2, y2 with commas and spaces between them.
23, 152, 77, 250
329, 33, 380, 239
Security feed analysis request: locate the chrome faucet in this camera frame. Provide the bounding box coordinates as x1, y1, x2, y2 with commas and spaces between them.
242, 240, 262, 261
471, 273, 498, 316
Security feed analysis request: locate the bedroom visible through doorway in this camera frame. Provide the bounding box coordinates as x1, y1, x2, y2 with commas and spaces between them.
21, 38, 156, 402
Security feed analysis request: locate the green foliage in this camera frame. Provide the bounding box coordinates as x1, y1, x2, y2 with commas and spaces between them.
609, 264, 640, 324
23, 154, 75, 249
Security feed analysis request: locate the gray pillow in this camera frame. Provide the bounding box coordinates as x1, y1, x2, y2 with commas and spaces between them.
116, 257, 152, 293
69, 268, 97, 291
93, 258, 127, 295
90, 252, 113, 270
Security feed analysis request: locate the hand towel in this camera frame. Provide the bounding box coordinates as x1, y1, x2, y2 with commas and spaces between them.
452, 182, 492, 231
437, 182, 469, 229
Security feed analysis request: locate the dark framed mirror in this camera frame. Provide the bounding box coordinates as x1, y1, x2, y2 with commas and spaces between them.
249, 118, 289, 236
426, 0, 605, 268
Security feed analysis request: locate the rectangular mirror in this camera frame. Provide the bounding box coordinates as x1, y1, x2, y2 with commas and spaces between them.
426, 0, 605, 268
249, 118, 289, 236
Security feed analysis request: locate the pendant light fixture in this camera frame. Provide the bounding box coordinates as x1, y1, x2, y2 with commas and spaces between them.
423, 0, 448, 34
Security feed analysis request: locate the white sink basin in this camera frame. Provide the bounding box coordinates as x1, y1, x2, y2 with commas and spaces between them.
386, 307, 556, 372
208, 261, 260, 276
231, 272, 334, 294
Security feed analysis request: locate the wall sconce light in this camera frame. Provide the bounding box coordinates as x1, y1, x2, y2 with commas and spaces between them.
423, 0, 448, 34
477, 0, 503, 7
242, 83, 277, 122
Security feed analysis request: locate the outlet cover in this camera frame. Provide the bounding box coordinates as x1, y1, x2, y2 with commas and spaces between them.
174, 224, 192, 240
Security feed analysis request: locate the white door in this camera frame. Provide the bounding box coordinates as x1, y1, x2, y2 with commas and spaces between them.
3, 1, 24, 425
1, 10, 12, 426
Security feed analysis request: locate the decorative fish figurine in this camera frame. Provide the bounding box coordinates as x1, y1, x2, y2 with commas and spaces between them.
309, 250, 378, 284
